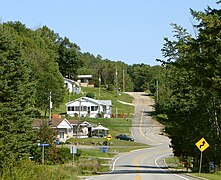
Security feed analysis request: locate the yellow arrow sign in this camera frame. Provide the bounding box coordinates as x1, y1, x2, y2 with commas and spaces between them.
195, 138, 209, 152
107, 134, 112, 141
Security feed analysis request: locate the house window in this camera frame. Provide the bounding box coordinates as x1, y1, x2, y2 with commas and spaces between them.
60, 132, 65, 139
75, 106, 79, 111
91, 106, 98, 111
82, 106, 87, 111
68, 106, 75, 111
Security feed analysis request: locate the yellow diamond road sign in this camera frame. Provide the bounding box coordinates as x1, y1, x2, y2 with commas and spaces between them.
107, 134, 112, 141
195, 138, 209, 152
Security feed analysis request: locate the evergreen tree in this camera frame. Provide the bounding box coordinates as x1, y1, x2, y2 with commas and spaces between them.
160, 3, 221, 171
0, 24, 35, 173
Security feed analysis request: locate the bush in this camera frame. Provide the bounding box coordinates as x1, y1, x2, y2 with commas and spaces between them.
107, 84, 114, 91
59, 148, 82, 163
86, 92, 95, 98
78, 159, 100, 174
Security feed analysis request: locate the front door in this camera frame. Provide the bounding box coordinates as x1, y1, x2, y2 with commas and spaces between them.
87, 107, 90, 114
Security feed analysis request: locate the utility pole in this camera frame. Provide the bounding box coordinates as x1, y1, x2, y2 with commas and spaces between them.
156, 80, 159, 103
49, 92, 52, 120
99, 74, 101, 96
123, 69, 124, 92
116, 67, 118, 95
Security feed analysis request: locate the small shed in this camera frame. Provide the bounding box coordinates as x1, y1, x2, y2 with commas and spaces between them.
92, 124, 109, 137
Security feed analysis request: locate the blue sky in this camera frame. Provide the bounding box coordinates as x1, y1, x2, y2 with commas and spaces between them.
1, 0, 219, 66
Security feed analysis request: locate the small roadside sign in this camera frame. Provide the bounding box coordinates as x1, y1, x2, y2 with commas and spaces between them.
107, 134, 112, 141
195, 138, 209, 152
38, 143, 50, 147
70, 145, 77, 154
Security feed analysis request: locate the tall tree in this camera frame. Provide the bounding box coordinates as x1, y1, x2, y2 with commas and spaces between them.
4, 22, 66, 112
160, 3, 221, 171
57, 37, 82, 78
0, 24, 35, 172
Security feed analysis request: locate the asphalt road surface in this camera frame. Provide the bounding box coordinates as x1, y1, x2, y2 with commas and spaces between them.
84, 92, 197, 180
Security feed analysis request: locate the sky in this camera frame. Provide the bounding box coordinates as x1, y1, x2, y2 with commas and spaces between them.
1, 0, 219, 66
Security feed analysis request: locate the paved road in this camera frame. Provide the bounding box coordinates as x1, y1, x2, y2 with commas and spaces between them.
83, 92, 197, 180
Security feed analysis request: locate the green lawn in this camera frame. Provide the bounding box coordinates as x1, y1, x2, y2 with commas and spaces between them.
191, 172, 221, 180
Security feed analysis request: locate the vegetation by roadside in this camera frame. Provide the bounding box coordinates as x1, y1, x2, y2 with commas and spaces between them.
191, 172, 221, 180
165, 156, 221, 180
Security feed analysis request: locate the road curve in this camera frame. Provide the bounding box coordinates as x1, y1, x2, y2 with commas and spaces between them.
84, 92, 197, 180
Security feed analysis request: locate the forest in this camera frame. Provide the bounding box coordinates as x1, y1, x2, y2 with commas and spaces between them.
0, 1, 221, 177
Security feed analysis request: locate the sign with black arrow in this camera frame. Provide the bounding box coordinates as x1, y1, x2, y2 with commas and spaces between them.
107, 134, 112, 141
195, 138, 209, 152
195, 137, 210, 173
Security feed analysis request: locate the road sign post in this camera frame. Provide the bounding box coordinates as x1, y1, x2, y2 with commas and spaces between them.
38, 143, 50, 166
195, 138, 209, 174
70, 145, 77, 165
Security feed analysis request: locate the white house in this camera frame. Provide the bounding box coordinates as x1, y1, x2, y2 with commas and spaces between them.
66, 97, 112, 118
64, 77, 81, 94
77, 75, 94, 87
33, 118, 73, 143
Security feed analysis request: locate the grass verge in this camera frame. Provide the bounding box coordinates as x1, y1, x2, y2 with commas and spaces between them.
165, 156, 221, 180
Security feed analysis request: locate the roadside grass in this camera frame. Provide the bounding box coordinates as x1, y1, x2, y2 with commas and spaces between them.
165, 156, 185, 170
191, 172, 221, 180
1, 160, 78, 180
165, 156, 221, 180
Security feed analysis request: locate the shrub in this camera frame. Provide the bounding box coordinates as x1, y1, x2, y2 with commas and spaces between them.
107, 84, 114, 91
86, 92, 95, 98
77, 159, 100, 174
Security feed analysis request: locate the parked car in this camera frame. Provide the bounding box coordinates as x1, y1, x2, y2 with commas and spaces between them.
115, 134, 134, 141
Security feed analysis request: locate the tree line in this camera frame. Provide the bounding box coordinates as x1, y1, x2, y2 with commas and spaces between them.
155, 1, 221, 172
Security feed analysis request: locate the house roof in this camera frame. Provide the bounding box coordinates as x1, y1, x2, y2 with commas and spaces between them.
68, 119, 83, 125
77, 75, 92, 79
33, 118, 72, 128
99, 100, 112, 106
63, 77, 75, 84
66, 97, 112, 106
92, 125, 109, 131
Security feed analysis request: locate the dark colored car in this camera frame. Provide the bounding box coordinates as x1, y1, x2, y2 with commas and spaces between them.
115, 134, 134, 141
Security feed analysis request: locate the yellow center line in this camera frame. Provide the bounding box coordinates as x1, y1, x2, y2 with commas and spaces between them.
133, 156, 142, 180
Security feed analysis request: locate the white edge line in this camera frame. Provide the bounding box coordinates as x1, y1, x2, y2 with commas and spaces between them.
155, 153, 190, 180
110, 152, 129, 172
84, 177, 94, 180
